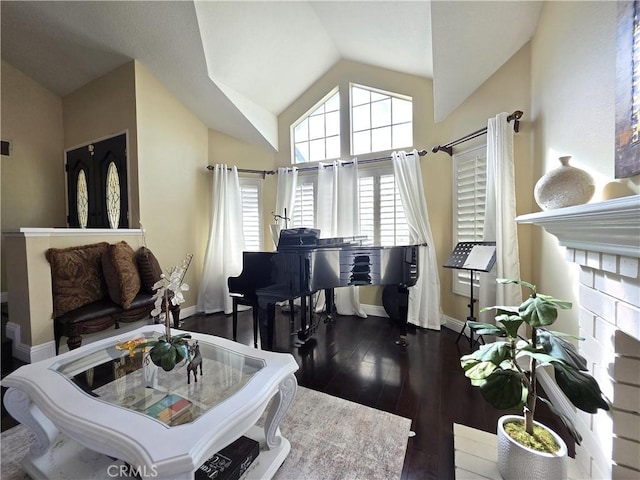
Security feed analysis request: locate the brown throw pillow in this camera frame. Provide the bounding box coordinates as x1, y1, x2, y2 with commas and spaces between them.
137, 246, 163, 294
102, 241, 141, 309
46, 242, 110, 318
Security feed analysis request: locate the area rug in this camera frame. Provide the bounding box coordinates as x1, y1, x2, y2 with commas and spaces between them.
1, 386, 411, 480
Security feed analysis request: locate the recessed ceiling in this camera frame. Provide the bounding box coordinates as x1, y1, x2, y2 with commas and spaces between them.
1, 1, 542, 152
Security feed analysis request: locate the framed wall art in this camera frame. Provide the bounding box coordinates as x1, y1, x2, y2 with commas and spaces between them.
615, 0, 640, 178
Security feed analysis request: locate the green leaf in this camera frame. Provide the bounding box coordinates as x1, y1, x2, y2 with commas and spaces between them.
497, 278, 536, 292
519, 295, 559, 327
174, 343, 189, 363
495, 313, 524, 339
460, 354, 481, 370
480, 305, 520, 315
537, 329, 588, 371
464, 361, 498, 381
466, 321, 505, 336
171, 333, 192, 341
517, 349, 558, 366
149, 341, 171, 364
473, 341, 511, 365
553, 363, 610, 413
538, 397, 583, 445
536, 293, 572, 311
160, 346, 177, 371
480, 369, 526, 410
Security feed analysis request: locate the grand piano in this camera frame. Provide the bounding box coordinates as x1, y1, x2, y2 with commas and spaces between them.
228, 228, 419, 350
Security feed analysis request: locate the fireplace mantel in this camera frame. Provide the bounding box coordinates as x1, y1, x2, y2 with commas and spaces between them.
516, 195, 640, 258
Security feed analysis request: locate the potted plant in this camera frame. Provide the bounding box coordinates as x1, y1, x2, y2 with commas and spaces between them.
144, 253, 193, 371
460, 278, 609, 480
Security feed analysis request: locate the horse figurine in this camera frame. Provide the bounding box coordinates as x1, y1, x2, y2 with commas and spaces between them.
187, 341, 203, 384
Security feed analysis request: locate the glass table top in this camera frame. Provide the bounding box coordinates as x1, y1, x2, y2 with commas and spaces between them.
50, 332, 265, 427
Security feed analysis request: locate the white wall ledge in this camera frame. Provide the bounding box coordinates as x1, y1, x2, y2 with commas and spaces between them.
516, 195, 640, 258
3, 228, 144, 238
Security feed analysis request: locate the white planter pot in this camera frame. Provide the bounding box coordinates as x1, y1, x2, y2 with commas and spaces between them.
497, 415, 568, 480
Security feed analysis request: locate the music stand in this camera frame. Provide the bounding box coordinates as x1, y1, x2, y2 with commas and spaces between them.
444, 242, 497, 348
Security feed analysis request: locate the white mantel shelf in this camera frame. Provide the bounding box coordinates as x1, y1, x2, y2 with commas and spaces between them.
4, 227, 143, 237
516, 195, 640, 259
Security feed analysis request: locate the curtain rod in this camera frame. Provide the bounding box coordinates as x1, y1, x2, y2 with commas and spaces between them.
431, 110, 524, 156
206, 149, 428, 177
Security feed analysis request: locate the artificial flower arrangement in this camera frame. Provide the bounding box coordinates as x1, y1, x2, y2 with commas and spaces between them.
144, 253, 194, 371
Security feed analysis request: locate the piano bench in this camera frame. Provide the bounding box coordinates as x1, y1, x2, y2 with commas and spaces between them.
230, 296, 297, 348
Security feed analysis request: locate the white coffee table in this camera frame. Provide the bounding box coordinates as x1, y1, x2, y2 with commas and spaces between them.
2, 325, 299, 480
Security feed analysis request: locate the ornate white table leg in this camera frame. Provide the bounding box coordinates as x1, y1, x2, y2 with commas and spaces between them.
3, 387, 59, 457
264, 374, 297, 449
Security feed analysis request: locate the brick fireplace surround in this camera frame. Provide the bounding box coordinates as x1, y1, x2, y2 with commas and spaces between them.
518, 195, 640, 479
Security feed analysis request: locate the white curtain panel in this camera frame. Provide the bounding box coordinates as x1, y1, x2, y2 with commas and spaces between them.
479, 113, 522, 320
316, 160, 366, 317
392, 150, 443, 330
272, 167, 298, 248
197, 164, 244, 314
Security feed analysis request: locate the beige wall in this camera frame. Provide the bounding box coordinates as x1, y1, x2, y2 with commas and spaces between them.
135, 62, 209, 306
62, 61, 140, 227
1, 61, 66, 290
531, 1, 640, 336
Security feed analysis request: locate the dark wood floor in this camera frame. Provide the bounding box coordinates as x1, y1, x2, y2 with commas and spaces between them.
1, 307, 574, 479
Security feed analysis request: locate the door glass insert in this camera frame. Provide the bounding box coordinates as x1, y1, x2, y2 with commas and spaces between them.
106, 162, 121, 229
77, 169, 89, 228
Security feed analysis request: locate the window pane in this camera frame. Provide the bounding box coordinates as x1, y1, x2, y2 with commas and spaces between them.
326, 110, 340, 136
325, 92, 340, 112
392, 97, 412, 124
349, 85, 412, 156
371, 91, 388, 102
309, 138, 325, 161
371, 126, 391, 152
351, 86, 370, 106
392, 123, 412, 149
294, 142, 309, 163
352, 130, 371, 155
352, 104, 370, 131
309, 115, 325, 140
326, 135, 340, 159
371, 99, 391, 128
291, 89, 340, 164
294, 118, 308, 142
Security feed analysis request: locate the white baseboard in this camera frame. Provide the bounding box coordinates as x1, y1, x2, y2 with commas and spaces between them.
6, 305, 200, 363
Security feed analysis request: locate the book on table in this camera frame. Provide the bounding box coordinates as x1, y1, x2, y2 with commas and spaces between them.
196, 436, 260, 480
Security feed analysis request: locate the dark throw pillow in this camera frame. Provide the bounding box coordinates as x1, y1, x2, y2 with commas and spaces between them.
46, 242, 110, 318
136, 246, 163, 294
102, 241, 141, 309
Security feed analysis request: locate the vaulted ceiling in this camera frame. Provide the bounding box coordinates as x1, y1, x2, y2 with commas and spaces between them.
1, 1, 542, 151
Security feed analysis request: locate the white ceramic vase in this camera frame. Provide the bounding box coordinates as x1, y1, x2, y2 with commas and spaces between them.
497, 415, 568, 480
534, 156, 595, 210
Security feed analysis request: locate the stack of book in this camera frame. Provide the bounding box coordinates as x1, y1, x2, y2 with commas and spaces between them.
196, 436, 260, 480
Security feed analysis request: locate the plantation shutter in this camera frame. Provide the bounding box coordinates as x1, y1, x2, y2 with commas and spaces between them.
358, 176, 375, 243
380, 173, 409, 246
292, 181, 315, 228
239, 180, 262, 251
453, 145, 487, 295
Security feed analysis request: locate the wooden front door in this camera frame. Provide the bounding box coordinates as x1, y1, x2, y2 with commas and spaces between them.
66, 133, 128, 228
